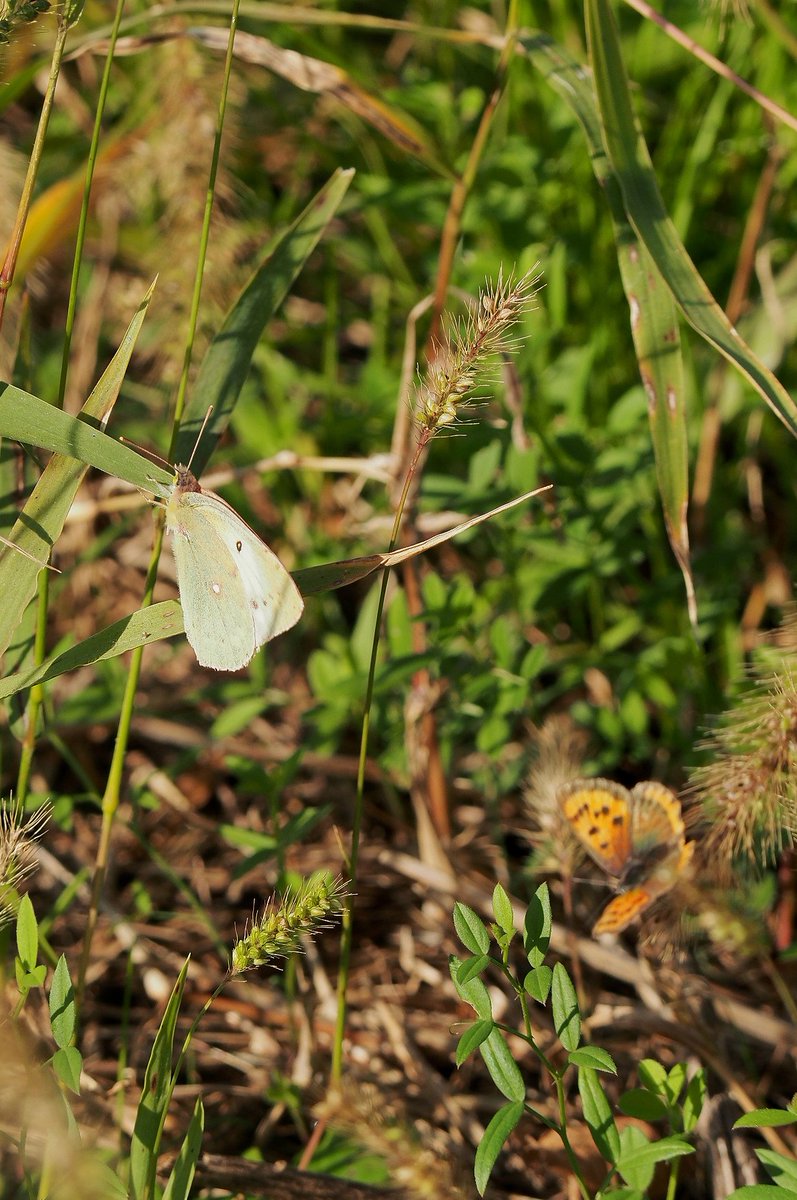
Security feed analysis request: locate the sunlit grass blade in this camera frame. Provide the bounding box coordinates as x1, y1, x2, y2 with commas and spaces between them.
0, 385, 165, 489
522, 33, 694, 619
0, 602, 183, 701
129, 958, 189, 1200
585, 0, 797, 439
190, 28, 451, 179
294, 485, 552, 594
171, 166, 355, 472
617, 239, 695, 625
0, 281, 159, 658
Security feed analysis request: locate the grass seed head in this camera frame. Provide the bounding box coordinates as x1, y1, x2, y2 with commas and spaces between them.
231, 870, 347, 973
414, 268, 542, 436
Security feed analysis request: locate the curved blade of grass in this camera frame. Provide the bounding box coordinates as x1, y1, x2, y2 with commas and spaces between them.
522, 33, 694, 620
190, 28, 450, 179
4, 171, 354, 480
0, 602, 183, 700
0, 281, 159, 657
172, 166, 355, 472
130, 957, 190, 1200
294, 485, 552, 594
0, 384, 169, 489
585, 0, 797, 439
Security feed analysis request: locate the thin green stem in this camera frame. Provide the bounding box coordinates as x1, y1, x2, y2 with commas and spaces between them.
56, 0, 127, 406
666, 1159, 681, 1200
552, 1070, 593, 1200
77, 526, 164, 1002
17, 0, 126, 810
76, 0, 241, 1001
15, 570, 49, 804
0, 13, 68, 330
170, 0, 240, 452
330, 431, 430, 1083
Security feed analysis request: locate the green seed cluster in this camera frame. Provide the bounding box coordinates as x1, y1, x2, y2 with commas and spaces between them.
231, 870, 346, 973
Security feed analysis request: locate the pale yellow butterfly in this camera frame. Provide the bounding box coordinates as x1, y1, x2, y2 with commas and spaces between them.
141, 414, 303, 671
162, 464, 303, 671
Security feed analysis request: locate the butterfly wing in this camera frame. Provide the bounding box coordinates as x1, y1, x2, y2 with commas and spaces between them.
628, 781, 686, 856
224, 509, 304, 643
560, 779, 633, 876
165, 487, 303, 671
592, 887, 654, 935
593, 841, 694, 935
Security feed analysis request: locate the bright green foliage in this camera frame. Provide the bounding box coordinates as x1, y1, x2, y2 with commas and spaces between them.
452, 883, 703, 1197
728, 1101, 797, 1200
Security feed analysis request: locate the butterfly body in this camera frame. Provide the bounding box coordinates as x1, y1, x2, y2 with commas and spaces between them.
559, 778, 693, 935
164, 466, 303, 671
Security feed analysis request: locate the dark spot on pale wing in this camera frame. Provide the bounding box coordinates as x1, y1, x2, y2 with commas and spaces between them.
251, 599, 260, 610
236, 540, 243, 552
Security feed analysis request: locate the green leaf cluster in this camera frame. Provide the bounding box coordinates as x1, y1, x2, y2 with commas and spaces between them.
451, 883, 703, 1198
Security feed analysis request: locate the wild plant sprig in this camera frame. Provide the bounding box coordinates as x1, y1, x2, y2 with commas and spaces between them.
689, 668, 797, 871
414, 269, 542, 436
231, 871, 347, 973
332, 268, 541, 1085
0, 797, 50, 926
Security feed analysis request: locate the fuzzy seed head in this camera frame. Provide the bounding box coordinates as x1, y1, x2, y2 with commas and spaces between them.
414, 267, 542, 435
688, 670, 797, 876
231, 871, 347, 974
0, 798, 50, 927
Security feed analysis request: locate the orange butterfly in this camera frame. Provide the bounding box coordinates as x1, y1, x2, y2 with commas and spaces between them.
559, 778, 694, 935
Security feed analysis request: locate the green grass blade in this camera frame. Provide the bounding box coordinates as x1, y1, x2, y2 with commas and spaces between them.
523, 33, 694, 617
585, 0, 797, 439
0, 386, 169, 490
0, 282, 161, 658
0, 602, 183, 700
129, 957, 190, 1200
172, 166, 355, 472
162, 1098, 204, 1200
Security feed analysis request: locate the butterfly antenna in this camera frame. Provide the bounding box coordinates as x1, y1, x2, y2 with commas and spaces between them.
119, 436, 173, 470
0, 535, 61, 571
185, 406, 214, 474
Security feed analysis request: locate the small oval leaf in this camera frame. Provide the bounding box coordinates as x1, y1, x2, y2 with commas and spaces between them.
480, 1028, 526, 1103
579, 1066, 621, 1165
492, 884, 514, 937
523, 964, 553, 1005
456, 1020, 495, 1066
52, 1045, 83, 1094
568, 1046, 617, 1074
734, 1110, 797, 1129
551, 962, 581, 1051
456, 955, 491, 986
474, 1101, 525, 1196
524, 883, 552, 968
453, 903, 491, 955
449, 955, 492, 1021
618, 1088, 669, 1121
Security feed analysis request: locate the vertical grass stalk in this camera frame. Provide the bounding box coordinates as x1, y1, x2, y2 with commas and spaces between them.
77, 0, 242, 998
